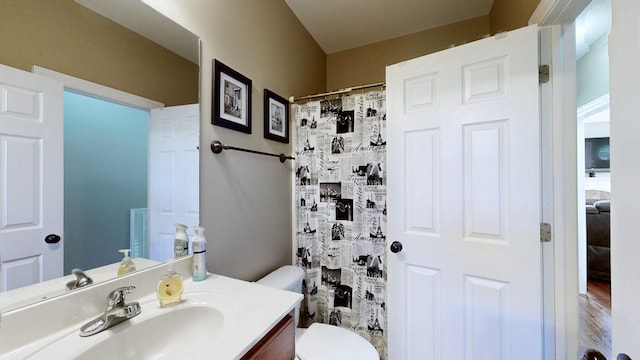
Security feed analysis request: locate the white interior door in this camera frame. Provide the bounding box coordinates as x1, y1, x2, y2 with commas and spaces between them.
0, 64, 64, 291
148, 104, 199, 262
386, 25, 542, 359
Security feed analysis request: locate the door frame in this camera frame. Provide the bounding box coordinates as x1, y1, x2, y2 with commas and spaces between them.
532, 0, 591, 358
32, 66, 164, 110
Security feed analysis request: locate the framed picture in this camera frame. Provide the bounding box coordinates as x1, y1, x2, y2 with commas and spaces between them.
263, 89, 289, 143
213, 59, 252, 133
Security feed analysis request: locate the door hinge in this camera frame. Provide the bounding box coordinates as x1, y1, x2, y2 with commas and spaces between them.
540, 222, 552, 243
539, 64, 550, 84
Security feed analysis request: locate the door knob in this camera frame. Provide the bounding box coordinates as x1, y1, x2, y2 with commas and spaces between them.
390, 241, 403, 253
44, 234, 61, 244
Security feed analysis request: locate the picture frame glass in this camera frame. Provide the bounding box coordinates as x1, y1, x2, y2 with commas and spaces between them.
268, 98, 286, 137
263, 89, 289, 143
220, 72, 248, 126
212, 59, 251, 134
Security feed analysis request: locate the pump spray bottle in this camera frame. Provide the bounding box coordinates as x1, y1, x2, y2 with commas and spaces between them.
174, 223, 189, 258
192, 226, 207, 281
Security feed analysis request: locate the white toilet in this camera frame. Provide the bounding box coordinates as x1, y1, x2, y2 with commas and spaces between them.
256, 265, 379, 360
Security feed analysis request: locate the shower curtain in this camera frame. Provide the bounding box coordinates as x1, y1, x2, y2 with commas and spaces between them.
293, 90, 387, 358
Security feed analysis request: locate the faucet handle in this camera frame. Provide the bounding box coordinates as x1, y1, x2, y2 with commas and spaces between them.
66, 268, 93, 290
107, 286, 136, 306
113, 285, 135, 294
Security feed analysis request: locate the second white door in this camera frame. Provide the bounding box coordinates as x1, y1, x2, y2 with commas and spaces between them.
387, 25, 542, 359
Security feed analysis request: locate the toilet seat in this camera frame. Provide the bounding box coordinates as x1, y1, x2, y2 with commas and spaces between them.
295, 323, 379, 360
255, 266, 378, 359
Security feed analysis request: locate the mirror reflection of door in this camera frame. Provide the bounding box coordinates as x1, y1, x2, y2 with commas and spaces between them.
148, 105, 200, 262
0, 65, 64, 292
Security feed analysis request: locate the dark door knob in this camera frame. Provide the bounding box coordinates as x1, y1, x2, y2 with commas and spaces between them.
390, 241, 403, 253
45, 234, 61, 244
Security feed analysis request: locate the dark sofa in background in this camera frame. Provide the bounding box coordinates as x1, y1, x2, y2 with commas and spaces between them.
586, 200, 610, 282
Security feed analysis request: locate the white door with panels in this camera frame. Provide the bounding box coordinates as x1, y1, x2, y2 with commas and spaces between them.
386, 25, 542, 359
148, 104, 200, 262
0, 64, 64, 291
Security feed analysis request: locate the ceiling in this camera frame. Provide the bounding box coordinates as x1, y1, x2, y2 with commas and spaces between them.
75, 0, 199, 64
77, 0, 611, 63
284, 0, 495, 54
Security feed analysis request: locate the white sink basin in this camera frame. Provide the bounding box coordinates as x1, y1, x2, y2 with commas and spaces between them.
0, 261, 302, 360
24, 292, 235, 360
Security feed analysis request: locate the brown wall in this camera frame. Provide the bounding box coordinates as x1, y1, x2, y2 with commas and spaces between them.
0, 0, 198, 106
327, 16, 490, 91
490, 0, 541, 34
326, 0, 541, 91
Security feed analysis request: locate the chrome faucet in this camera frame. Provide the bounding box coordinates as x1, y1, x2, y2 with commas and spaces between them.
66, 268, 93, 290
79, 286, 141, 337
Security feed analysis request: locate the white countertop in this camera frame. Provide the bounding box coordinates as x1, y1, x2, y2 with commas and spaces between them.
0, 257, 302, 359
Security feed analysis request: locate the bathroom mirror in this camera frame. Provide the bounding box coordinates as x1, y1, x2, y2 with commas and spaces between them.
0, 0, 200, 312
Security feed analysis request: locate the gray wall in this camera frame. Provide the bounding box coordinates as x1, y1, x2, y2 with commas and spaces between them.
577, 35, 610, 108
147, 1, 327, 281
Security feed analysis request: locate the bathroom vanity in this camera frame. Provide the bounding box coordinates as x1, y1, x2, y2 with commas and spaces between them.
241, 311, 295, 359
0, 256, 302, 359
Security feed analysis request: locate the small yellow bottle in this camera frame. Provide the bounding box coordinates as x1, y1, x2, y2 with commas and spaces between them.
117, 249, 136, 276
156, 259, 183, 308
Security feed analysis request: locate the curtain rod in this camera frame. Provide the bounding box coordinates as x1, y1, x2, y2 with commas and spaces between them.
289, 81, 385, 103
210, 140, 295, 163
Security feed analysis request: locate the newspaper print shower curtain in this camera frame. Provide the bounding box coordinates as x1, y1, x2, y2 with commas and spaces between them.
293, 90, 387, 358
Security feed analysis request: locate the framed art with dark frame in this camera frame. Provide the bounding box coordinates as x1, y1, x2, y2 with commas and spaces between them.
263, 89, 289, 143
213, 59, 252, 133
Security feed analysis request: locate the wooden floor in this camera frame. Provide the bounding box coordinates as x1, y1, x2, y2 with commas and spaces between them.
579, 280, 611, 359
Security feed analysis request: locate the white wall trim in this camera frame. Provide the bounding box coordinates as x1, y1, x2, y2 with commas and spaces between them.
530, 0, 561, 25
577, 93, 610, 118
530, 0, 591, 26
539, 26, 558, 359
31, 66, 164, 110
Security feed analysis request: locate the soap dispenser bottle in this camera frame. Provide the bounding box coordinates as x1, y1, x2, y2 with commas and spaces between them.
156, 259, 183, 308
174, 223, 189, 258
191, 226, 207, 282
117, 249, 136, 276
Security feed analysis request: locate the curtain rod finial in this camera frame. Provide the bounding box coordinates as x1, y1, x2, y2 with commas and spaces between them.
211, 140, 224, 154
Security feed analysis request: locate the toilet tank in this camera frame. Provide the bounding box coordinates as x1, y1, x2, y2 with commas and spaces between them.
256, 265, 304, 293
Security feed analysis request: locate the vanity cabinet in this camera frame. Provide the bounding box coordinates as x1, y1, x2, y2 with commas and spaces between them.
241, 311, 295, 360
